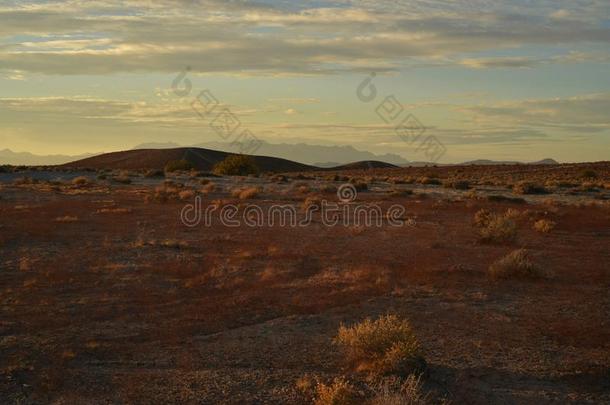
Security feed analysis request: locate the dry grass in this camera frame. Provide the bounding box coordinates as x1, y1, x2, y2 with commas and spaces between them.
335, 315, 424, 377
371, 376, 429, 405
417, 177, 441, 186
314, 378, 361, 405
112, 172, 132, 184
71, 176, 91, 187
147, 181, 192, 203
513, 181, 547, 195
488, 249, 545, 280
474, 209, 517, 244
320, 184, 338, 193
54, 216, 78, 223
96, 208, 132, 214
474, 209, 492, 227
302, 195, 323, 211
390, 189, 413, 197
231, 187, 261, 200
134, 238, 189, 249
533, 219, 556, 233
178, 189, 196, 201
443, 179, 470, 190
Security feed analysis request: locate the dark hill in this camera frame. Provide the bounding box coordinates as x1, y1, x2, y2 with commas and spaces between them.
329, 160, 399, 170
61, 147, 314, 173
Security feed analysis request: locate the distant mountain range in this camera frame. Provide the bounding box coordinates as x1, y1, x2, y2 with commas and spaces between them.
1, 142, 559, 167
132, 141, 411, 166
460, 158, 558, 166
0, 149, 94, 166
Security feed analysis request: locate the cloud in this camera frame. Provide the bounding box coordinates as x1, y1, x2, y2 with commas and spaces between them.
1, 0, 609, 75
459, 57, 538, 69
458, 93, 610, 133
458, 51, 610, 69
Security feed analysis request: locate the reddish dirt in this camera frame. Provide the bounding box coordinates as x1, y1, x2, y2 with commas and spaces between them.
0, 171, 609, 403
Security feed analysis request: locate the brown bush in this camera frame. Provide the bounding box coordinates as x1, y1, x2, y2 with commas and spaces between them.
302, 196, 322, 211
443, 179, 470, 190
513, 181, 547, 195
232, 187, 260, 200
314, 378, 361, 405
488, 249, 545, 280
71, 176, 91, 187
335, 315, 424, 377
474, 209, 518, 244
371, 376, 430, 405
533, 219, 556, 233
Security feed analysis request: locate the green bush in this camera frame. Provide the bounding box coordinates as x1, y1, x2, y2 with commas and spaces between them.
213, 155, 259, 176
164, 159, 194, 173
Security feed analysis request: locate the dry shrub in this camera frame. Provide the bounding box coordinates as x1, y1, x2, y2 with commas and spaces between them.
504, 208, 521, 220
533, 219, 556, 233
113, 172, 132, 184
71, 176, 91, 187
443, 179, 470, 190
303, 195, 323, 211
178, 189, 196, 201
144, 169, 165, 178
96, 208, 131, 214
474, 209, 517, 244
13, 176, 37, 186
295, 374, 316, 395
165, 159, 194, 173
488, 249, 545, 280
486, 195, 526, 204
417, 177, 441, 185
320, 184, 338, 193
134, 238, 188, 249
371, 376, 429, 405
349, 177, 369, 188
271, 174, 288, 183
148, 181, 189, 202
54, 216, 78, 223
473, 209, 492, 227
314, 378, 361, 405
513, 181, 547, 195
580, 169, 598, 179
231, 187, 260, 200
213, 155, 259, 176
201, 182, 216, 194
335, 315, 424, 377
390, 189, 413, 197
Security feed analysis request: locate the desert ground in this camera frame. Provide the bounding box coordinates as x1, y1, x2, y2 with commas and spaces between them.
1, 162, 609, 404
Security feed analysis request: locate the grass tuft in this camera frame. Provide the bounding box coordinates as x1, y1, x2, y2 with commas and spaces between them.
488, 249, 545, 280
335, 315, 424, 377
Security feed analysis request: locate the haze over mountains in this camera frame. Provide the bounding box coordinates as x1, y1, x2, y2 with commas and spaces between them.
1, 142, 559, 167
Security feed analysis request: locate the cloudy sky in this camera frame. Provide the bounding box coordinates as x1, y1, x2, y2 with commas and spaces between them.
1, 0, 609, 163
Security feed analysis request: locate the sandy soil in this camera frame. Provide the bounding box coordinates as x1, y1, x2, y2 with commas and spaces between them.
0, 168, 609, 404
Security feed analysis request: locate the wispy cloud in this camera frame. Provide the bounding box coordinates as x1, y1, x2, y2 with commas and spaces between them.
1, 0, 609, 75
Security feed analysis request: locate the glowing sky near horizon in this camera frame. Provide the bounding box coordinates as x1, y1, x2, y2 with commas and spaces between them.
1, 0, 609, 162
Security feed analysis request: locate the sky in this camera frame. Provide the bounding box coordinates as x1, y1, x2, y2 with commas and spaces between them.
1, 0, 609, 163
